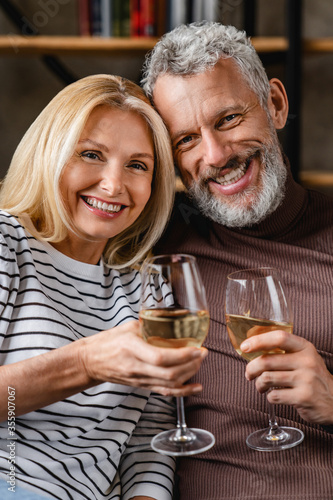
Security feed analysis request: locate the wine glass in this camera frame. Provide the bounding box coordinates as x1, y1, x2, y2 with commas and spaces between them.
139, 253, 215, 456
225, 267, 304, 451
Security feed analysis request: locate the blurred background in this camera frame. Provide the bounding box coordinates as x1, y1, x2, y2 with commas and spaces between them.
0, 0, 332, 195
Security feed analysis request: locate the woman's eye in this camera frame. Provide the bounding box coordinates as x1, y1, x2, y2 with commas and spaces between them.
129, 162, 147, 171
80, 151, 101, 161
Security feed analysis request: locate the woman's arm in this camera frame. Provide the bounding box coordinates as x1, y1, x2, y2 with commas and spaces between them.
0, 320, 207, 421
120, 392, 176, 500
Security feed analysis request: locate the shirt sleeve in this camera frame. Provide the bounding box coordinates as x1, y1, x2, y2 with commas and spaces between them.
0, 233, 19, 345
119, 393, 176, 500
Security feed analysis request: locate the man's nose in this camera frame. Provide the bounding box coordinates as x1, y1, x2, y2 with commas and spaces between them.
201, 131, 233, 168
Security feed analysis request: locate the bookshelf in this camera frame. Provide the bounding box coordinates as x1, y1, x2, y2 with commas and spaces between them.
1, 35, 333, 56
0, 0, 332, 190
0, 35, 158, 55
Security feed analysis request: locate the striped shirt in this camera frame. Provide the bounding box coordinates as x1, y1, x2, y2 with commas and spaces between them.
0, 211, 175, 500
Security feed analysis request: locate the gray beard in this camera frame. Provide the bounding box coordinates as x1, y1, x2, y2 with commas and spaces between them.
186, 141, 287, 228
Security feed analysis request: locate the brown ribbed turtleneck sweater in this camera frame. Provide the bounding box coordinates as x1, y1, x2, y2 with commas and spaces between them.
156, 169, 333, 500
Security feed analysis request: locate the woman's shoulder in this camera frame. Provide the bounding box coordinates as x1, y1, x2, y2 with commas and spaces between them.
0, 210, 28, 245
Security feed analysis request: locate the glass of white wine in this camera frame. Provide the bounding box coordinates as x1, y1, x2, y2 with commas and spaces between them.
139, 253, 215, 456
225, 267, 304, 451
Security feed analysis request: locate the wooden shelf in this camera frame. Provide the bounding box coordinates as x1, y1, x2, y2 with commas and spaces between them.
299, 171, 333, 187
303, 38, 333, 53
0, 35, 289, 55
0, 36, 159, 55
1, 36, 333, 56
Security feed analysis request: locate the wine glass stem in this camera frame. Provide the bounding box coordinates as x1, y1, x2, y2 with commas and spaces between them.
177, 397, 188, 434
268, 402, 279, 433
266, 400, 288, 442
173, 397, 195, 443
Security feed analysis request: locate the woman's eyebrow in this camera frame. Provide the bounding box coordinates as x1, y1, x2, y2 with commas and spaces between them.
78, 138, 109, 152
129, 152, 155, 161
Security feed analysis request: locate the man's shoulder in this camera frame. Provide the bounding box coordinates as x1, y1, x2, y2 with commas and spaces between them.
156, 192, 210, 252
306, 188, 333, 223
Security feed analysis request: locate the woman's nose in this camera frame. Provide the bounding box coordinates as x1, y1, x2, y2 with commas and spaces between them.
100, 164, 124, 195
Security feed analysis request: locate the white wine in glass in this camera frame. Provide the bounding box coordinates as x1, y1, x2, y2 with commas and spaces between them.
140, 254, 215, 456
225, 267, 304, 451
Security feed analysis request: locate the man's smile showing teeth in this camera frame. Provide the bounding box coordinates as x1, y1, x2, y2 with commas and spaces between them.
83, 196, 123, 213
214, 164, 247, 186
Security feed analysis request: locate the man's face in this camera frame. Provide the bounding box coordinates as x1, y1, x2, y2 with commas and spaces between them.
153, 58, 288, 227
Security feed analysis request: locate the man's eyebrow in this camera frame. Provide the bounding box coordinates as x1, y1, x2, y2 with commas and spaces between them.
170, 129, 192, 144
170, 105, 245, 144
78, 139, 109, 152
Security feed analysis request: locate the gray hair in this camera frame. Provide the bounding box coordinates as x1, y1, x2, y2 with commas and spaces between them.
142, 22, 271, 106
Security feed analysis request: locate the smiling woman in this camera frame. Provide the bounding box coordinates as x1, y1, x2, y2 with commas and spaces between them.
55, 105, 155, 264
0, 74, 174, 269
0, 75, 208, 500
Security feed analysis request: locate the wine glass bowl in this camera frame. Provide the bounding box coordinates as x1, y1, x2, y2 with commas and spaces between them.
140, 254, 215, 456
225, 267, 304, 451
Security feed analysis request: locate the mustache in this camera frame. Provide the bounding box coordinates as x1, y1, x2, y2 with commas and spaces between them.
200, 147, 262, 183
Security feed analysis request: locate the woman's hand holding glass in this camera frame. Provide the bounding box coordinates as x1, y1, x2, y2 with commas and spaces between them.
79, 320, 207, 397
139, 254, 215, 456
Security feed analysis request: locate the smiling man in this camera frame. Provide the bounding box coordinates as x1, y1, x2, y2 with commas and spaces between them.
142, 22, 333, 500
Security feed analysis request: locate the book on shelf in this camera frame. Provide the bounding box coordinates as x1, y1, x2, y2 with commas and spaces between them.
113, 0, 130, 37
101, 0, 112, 37
78, 0, 91, 36
77, 0, 220, 38
90, 0, 103, 36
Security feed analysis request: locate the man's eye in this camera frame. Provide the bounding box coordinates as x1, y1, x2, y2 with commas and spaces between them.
176, 135, 193, 147
224, 114, 238, 122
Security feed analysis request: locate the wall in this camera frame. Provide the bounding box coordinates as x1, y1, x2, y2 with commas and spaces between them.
0, 0, 332, 195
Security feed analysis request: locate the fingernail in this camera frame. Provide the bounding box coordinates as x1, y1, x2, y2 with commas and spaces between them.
192, 385, 203, 393
240, 341, 250, 352
192, 348, 203, 358
200, 347, 208, 358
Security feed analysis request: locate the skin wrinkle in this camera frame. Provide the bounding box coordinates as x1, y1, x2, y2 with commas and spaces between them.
187, 129, 287, 227
153, 59, 289, 229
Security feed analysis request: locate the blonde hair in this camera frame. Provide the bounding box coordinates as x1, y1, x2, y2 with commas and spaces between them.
0, 74, 175, 269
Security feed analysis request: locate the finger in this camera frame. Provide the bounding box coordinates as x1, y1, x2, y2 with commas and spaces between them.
151, 383, 203, 398
132, 337, 208, 367
254, 369, 296, 393
266, 387, 299, 405
137, 352, 207, 387
245, 352, 296, 380
240, 330, 307, 355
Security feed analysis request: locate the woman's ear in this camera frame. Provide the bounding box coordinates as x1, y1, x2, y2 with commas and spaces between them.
267, 78, 289, 130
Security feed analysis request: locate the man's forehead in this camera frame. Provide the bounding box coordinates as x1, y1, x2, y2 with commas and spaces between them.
153, 63, 251, 134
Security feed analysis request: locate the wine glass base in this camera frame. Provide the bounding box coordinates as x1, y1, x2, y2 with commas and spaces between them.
246, 426, 304, 452
151, 428, 215, 456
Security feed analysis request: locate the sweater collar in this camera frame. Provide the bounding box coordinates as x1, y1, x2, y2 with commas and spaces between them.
211, 160, 308, 239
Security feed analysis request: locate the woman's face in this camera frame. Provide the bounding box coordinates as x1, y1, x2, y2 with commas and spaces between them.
57, 105, 155, 263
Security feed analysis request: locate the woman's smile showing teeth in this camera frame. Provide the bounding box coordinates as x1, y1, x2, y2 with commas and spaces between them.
59, 105, 154, 256
82, 196, 124, 214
